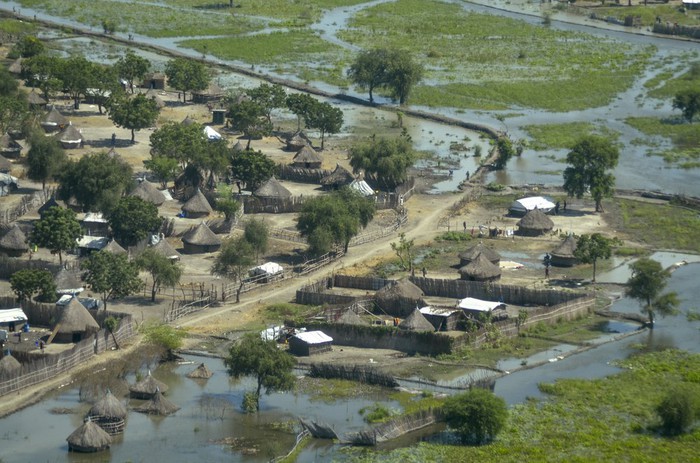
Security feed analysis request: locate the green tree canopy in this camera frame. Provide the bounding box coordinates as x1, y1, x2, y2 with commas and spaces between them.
26, 131, 67, 191
211, 237, 254, 302
215, 196, 240, 222
59, 56, 93, 109
285, 93, 317, 131
107, 93, 160, 142
443, 389, 508, 445
306, 101, 343, 150
244, 218, 269, 262
29, 206, 81, 265
384, 49, 424, 105
626, 258, 680, 328
58, 151, 134, 212
150, 121, 207, 168
563, 135, 620, 212
11, 35, 45, 58
115, 50, 151, 93
573, 233, 619, 282
672, 89, 700, 123
21, 54, 63, 101
348, 48, 423, 105
136, 248, 183, 302
247, 83, 286, 125
656, 387, 696, 436
349, 134, 416, 190
224, 333, 296, 411
143, 155, 180, 189
10, 269, 56, 303
227, 99, 271, 149
494, 137, 516, 170
108, 196, 163, 247
230, 149, 277, 190
81, 251, 142, 310
164, 57, 210, 102
347, 48, 391, 103
88, 63, 121, 115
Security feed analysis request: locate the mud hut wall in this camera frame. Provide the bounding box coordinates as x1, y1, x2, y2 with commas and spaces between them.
242, 195, 306, 214
332, 275, 391, 291
277, 164, 331, 183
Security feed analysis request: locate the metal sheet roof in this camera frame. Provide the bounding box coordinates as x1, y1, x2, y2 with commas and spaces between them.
457, 297, 506, 312
293, 330, 333, 344
419, 306, 461, 317
0, 308, 28, 324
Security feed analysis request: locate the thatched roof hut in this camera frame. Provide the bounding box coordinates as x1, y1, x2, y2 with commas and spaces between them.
102, 239, 127, 255
0, 154, 12, 173
53, 297, 99, 343
320, 164, 354, 189
129, 371, 168, 399
130, 179, 166, 206
459, 242, 500, 267
398, 309, 435, 332
144, 89, 165, 109
181, 189, 213, 218
151, 236, 181, 261
551, 234, 578, 267
8, 58, 22, 74
0, 353, 21, 379
41, 107, 68, 133
517, 209, 554, 236
27, 90, 47, 108
134, 389, 180, 416
55, 124, 84, 149
459, 252, 502, 282
0, 224, 28, 257
142, 72, 166, 90
38, 196, 66, 218
0, 133, 22, 159
181, 115, 196, 126
232, 140, 243, 152
181, 222, 221, 254
192, 82, 225, 104
186, 363, 214, 379
67, 417, 112, 453
336, 309, 369, 326
55, 267, 84, 295
374, 278, 425, 317
254, 177, 291, 199
286, 131, 312, 151
292, 146, 322, 169
88, 390, 127, 435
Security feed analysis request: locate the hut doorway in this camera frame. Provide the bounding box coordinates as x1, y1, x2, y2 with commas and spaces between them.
72, 332, 82, 343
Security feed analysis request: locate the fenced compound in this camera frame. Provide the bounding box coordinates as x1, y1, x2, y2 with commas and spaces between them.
0, 188, 54, 224
163, 295, 214, 323
309, 363, 399, 388
242, 195, 306, 214
343, 408, 444, 446
277, 164, 331, 184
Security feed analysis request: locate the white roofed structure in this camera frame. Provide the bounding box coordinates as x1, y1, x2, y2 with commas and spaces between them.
349, 179, 374, 197
457, 297, 506, 313
509, 196, 555, 215
204, 126, 221, 140
293, 331, 333, 344
0, 308, 28, 325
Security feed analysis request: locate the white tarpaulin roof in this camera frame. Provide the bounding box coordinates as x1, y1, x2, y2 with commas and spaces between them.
419, 306, 461, 317
82, 212, 107, 223
510, 196, 555, 213
457, 297, 506, 312
0, 308, 28, 324
76, 236, 108, 250
249, 262, 283, 276
204, 126, 221, 140
349, 179, 374, 197
293, 330, 333, 344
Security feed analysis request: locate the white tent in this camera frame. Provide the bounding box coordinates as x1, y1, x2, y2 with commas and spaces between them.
249, 262, 283, 277
203, 126, 221, 140
349, 179, 374, 197
509, 196, 555, 215
457, 297, 506, 313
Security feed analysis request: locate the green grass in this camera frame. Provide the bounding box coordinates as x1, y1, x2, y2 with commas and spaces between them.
263, 302, 320, 324
646, 61, 700, 99
626, 117, 700, 167
523, 122, 620, 151
616, 198, 700, 253
0, 18, 37, 35
592, 4, 700, 27
344, 349, 700, 462
296, 377, 380, 402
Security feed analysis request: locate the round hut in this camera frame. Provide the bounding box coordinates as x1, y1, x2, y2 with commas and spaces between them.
336, 309, 369, 326
550, 234, 578, 267
181, 222, 221, 254
134, 388, 180, 416
292, 145, 322, 169
0, 154, 13, 173
55, 267, 84, 296
0, 224, 28, 257
181, 115, 196, 126
253, 177, 292, 200
517, 209, 554, 237
53, 297, 99, 343
320, 164, 354, 190
181, 189, 213, 218
286, 131, 312, 151
374, 278, 426, 317
27, 90, 47, 109
66, 417, 112, 453
186, 363, 214, 379
458, 241, 501, 267
87, 390, 128, 435
232, 140, 243, 152
192, 82, 225, 104
129, 370, 168, 399
102, 239, 127, 255
0, 352, 22, 379
459, 252, 502, 282
144, 89, 165, 109
41, 107, 68, 133
398, 309, 435, 332
0, 133, 22, 159
151, 235, 182, 261
55, 124, 84, 149
38, 196, 66, 219
130, 179, 166, 206
8, 58, 23, 75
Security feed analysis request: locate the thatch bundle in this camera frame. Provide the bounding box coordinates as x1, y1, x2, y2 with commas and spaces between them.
129, 371, 168, 399
398, 309, 435, 332
550, 234, 578, 267
134, 389, 180, 416
458, 241, 500, 266
130, 179, 166, 206
186, 363, 214, 379
0, 353, 21, 379
459, 252, 501, 282
0, 224, 28, 256
517, 209, 554, 236
66, 418, 112, 453
320, 164, 354, 189
254, 177, 292, 199
88, 390, 128, 435
181, 189, 213, 216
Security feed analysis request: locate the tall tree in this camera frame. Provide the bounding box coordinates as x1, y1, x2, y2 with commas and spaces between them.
443, 389, 508, 445
150, 121, 207, 168
306, 101, 343, 150
115, 50, 150, 93
58, 151, 134, 212
230, 149, 277, 190
108, 196, 163, 247
563, 135, 620, 212
59, 56, 93, 109
107, 93, 160, 143
626, 258, 680, 328
348, 48, 391, 103
136, 248, 183, 302
211, 237, 254, 303
26, 132, 66, 191
247, 83, 286, 125
672, 89, 700, 123
285, 93, 317, 131
573, 233, 619, 282
143, 156, 180, 189
30, 206, 81, 265
164, 57, 210, 102
384, 49, 424, 105
224, 333, 295, 412
81, 251, 142, 310
227, 99, 271, 149
11, 35, 45, 58
10, 269, 57, 303
244, 218, 269, 262
21, 54, 63, 101
349, 134, 416, 190
88, 63, 121, 115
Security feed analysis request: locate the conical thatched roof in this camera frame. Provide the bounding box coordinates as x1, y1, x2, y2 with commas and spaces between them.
181, 115, 196, 126
129, 371, 168, 398
0, 133, 21, 153
0, 353, 21, 377
88, 391, 128, 420
130, 180, 166, 206
0, 225, 28, 252
293, 145, 322, 165
182, 189, 213, 214
459, 253, 502, 280
375, 278, 424, 304
145, 90, 165, 108
186, 363, 214, 379
66, 418, 112, 452
0, 154, 12, 172
254, 177, 291, 198
8, 58, 22, 74
287, 131, 312, 150
27, 90, 47, 106
151, 236, 181, 260
38, 196, 65, 216
102, 239, 127, 255
320, 164, 354, 187
551, 234, 577, 258
336, 309, 369, 326
459, 242, 500, 265
43, 107, 68, 126
134, 389, 179, 416
55, 124, 84, 143
57, 297, 99, 333
232, 141, 243, 152
182, 222, 221, 246
398, 309, 435, 332
517, 209, 554, 233
55, 267, 84, 294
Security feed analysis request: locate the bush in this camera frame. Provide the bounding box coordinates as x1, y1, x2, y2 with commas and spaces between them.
141, 323, 185, 352
656, 387, 696, 436
443, 389, 508, 445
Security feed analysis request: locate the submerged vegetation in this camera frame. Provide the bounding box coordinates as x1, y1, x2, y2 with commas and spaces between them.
523, 122, 620, 151
626, 117, 700, 168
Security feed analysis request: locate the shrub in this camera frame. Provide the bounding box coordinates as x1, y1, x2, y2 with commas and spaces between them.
443, 389, 508, 445
656, 387, 696, 436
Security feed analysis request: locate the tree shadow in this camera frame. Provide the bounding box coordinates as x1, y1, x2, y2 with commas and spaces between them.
85, 138, 133, 149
